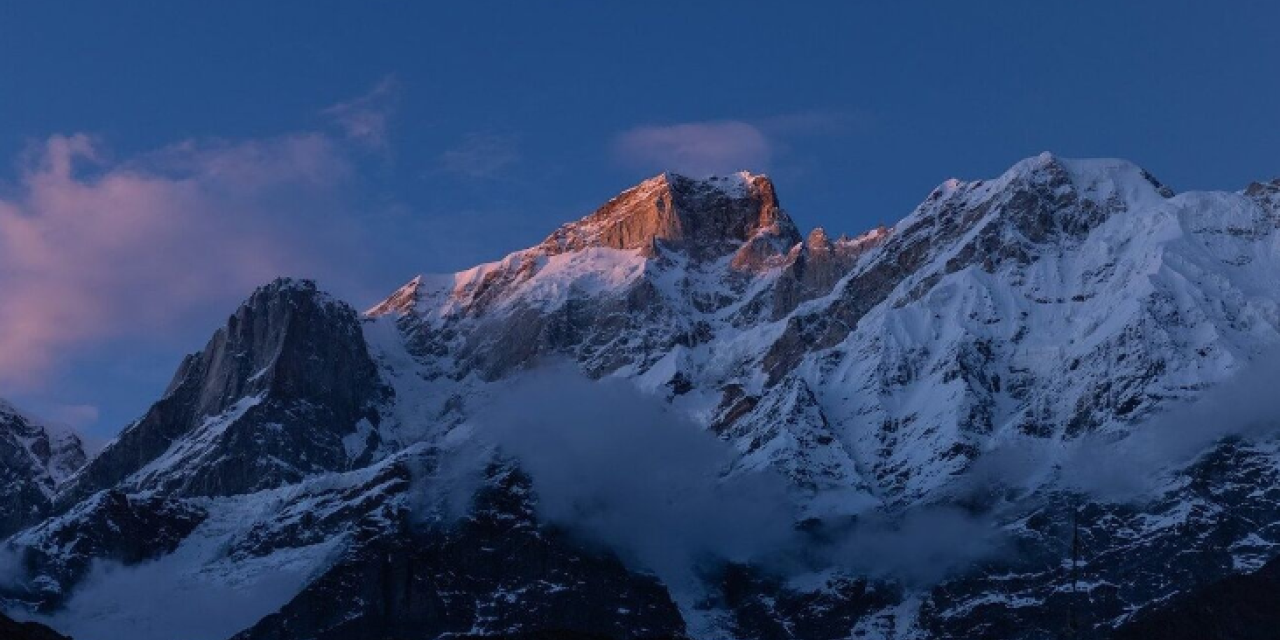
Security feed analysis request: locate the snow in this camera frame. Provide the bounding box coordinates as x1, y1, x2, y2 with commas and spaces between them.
19, 155, 1280, 639
12, 451, 412, 640
0, 399, 88, 496
355, 154, 1280, 517
128, 393, 265, 488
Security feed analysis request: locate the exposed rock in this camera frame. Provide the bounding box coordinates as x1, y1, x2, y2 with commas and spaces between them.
56, 278, 389, 506
0, 401, 86, 538
235, 466, 686, 640
708, 563, 901, 640
1112, 549, 1280, 640
540, 171, 799, 263
5, 490, 206, 610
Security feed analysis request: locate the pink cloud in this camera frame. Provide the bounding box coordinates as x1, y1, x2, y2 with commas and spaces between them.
611, 110, 871, 178
612, 120, 771, 177
0, 133, 353, 389
321, 75, 401, 151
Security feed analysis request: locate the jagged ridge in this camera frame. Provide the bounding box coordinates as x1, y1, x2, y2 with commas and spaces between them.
10, 156, 1280, 640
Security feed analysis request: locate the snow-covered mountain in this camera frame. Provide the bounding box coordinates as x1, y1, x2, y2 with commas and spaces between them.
0, 400, 86, 538
7, 156, 1280, 639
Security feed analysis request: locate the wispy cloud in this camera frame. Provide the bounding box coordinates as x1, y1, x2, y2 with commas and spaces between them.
0, 133, 353, 388
437, 132, 520, 179
611, 120, 771, 177
321, 75, 401, 151
611, 109, 870, 177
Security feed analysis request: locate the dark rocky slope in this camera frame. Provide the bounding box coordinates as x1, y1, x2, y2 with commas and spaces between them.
235, 466, 686, 640
0, 612, 71, 640
56, 278, 389, 507
0, 403, 85, 538
1112, 553, 1280, 640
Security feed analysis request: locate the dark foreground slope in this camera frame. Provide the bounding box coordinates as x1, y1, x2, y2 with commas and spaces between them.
1113, 554, 1280, 640
0, 612, 70, 640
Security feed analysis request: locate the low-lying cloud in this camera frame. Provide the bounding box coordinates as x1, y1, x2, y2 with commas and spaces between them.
818, 506, 1008, 587
1059, 351, 1280, 500
21, 557, 308, 640
428, 368, 1009, 593
462, 370, 797, 587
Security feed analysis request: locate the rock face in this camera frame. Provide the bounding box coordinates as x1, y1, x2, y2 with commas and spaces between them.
538, 171, 799, 262
0, 401, 85, 538
236, 466, 686, 640
5, 490, 207, 609
56, 278, 389, 506
1113, 550, 1280, 640
10, 159, 1280, 639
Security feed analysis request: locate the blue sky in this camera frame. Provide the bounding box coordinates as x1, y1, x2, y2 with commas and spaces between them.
2, 1, 1278, 440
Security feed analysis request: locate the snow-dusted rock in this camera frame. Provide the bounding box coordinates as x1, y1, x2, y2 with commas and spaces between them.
13, 156, 1280, 639
0, 401, 85, 537
57, 278, 390, 507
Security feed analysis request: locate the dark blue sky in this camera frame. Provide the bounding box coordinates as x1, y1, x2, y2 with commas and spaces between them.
2, 1, 1279, 439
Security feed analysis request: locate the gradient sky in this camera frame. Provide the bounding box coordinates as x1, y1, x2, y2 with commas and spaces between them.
2, 1, 1279, 441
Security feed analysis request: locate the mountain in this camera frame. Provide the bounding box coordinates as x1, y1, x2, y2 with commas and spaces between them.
7, 157, 1280, 639
1113, 549, 1280, 640
56, 278, 389, 507
0, 611, 70, 640
0, 400, 86, 538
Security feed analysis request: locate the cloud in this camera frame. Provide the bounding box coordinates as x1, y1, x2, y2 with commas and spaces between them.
0, 133, 353, 389
1058, 351, 1280, 500
612, 120, 772, 177
419, 366, 1011, 596
23, 557, 309, 640
437, 368, 797, 590
437, 132, 520, 179
321, 75, 401, 150
611, 110, 870, 177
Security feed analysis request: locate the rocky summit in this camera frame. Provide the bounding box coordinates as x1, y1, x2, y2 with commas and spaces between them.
6, 155, 1280, 639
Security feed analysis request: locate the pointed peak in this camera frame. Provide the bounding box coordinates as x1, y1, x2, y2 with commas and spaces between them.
241, 277, 345, 313
367, 275, 426, 317
245, 277, 322, 308
1002, 152, 1174, 199
1245, 178, 1280, 213
920, 154, 1175, 218
655, 170, 773, 198
806, 227, 832, 249
540, 170, 799, 260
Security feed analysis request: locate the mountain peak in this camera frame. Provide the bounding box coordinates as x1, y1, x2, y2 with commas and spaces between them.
58, 278, 387, 505
0, 398, 88, 535
366, 275, 425, 317
538, 171, 801, 260
1003, 152, 1175, 201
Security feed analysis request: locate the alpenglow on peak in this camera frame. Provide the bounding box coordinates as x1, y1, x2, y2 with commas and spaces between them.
536, 170, 802, 260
